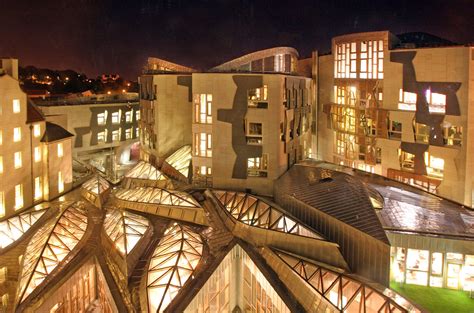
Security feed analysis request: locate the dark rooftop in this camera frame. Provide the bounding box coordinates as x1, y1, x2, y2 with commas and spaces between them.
26, 99, 45, 124
395, 32, 458, 48
40, 121, 74, 143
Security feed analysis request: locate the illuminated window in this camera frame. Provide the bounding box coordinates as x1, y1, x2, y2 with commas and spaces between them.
399, 150, 414, 171
34, 147, 41, 162
13, 127, 21, 142
135, 109, 140, 121
34, 177, 42, 200
426, 89, 446, 114
247, 154, 268, 177
111, 110, 121, 124
359, 40, 384, 79
398, 89, 417, 111
135, 127, 139, 138
406, 249, 429, 286
425, 153, 444, 178
13, 99, 20, 113
463, 255, 474, 291
194, 94, 212, 123
0, 192, 4, 217
97, 130, 107, 143
57, 143, 63, 158
248, 86, 268, 108
195, 165, 212, 177
112, 129, 120, 141
388, 120, 402, 140
414, 122, 429, 143
0, 130, 2, 145
0, 156, 2, 174
97, 111, 107, 125
125, 128, 132, 139
274, 54, 284, 72
14, 152, 22, 169
58, 171, 64, 193
15, 184, 23, 210
430, 252, 443, 287
194, 133, 212, 157
443, 126, 462, 146
33, 124, 41, 137
125, 110, 132, 123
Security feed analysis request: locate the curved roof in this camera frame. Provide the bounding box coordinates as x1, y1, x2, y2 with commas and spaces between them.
211, 47, 298, 72
125, 161, 167, 180
0, 208, 47, 249
114, 187, 200, 208
275, 249, 419, 313
146, 223, 203, 312
213, 190, 323, 239
165, 145, 192, 178
82, 176, 110, 195
145, 57, 195, 73
104, 209, 150, 255
17, 202, 88, 303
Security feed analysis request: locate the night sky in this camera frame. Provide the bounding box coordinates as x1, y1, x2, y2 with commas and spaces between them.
1, 0, 473, 80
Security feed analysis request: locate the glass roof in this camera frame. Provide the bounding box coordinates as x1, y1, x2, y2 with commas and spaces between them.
0, 208, 46, 249
115, 187, 200, 208
103, 209, 150, 255
17, 203, 88, 303
147, 223, 203, 313
213, 191, 323, 239
276, 250, 419, 313
165, 145, 192, 178
82, 175, 110, 195
125, 161, 167, 180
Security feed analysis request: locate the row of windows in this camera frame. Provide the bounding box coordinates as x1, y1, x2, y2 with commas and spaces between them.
0, 143, 63, 173
399, 150, 445, 178
97, 128, 137, 143
0, 124, 42, 147
398, 88, 447, 114
335, 40, 384, 79
97, 109, 139, 125
389, 119, 462, 147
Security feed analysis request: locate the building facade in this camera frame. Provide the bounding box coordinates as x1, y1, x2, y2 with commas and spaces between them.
316, 31, 474, 207
0, 59, 73, 219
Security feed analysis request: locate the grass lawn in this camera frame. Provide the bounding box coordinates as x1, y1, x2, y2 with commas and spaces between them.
390, 282, 474, 313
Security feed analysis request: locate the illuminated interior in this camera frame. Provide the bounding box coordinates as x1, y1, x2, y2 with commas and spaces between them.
165, 145, 192, 178
213, 191, 323, 239
424, 152, 444, 178
277, 249, 418, 313
0, 208, 46, 249
103, 209, 150, 255
82, 176, 110, 195
194, 94, 212, 124
147, 223, 203, 312
114, 187, 200, 208
125, 161, 166, 181
335, 40, 384, 79
17, 203, 88, 302
398, 89, 417, 111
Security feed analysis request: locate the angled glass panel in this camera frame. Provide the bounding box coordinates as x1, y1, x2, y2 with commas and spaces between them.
213, 190, 323, 239
115, 187, 200, 208
17, 203, 88, 303
165, 145, 192, 178
0, 208, 46, 249
125, 161, 166, 180
147, 223, 203, 312
82, 176, 110, 195
103, 208, 150, 255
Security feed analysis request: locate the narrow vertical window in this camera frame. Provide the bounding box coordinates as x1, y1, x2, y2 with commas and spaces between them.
33, 124, 41, 137
15, 184, 23, 210
34, 147, 41, 162
13, 127, 21, 142
13, 99, 20, 113
57, 143, 64, 158
34, 177, 42, 200
58, 171, 64, 193
14, 152, 22, 169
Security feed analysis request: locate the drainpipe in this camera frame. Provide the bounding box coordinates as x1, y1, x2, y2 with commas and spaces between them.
29, 124, 35, 206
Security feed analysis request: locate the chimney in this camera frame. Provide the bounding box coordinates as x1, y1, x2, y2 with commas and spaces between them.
0, 58, 19, 79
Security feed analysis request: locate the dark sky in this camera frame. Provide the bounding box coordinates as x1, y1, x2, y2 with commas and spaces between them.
1, 0, 473, 80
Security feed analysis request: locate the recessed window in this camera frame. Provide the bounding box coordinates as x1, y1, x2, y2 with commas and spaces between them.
13, 99, 20, 113
388, 120, 402, 140
247, 155, 268, 177
97, 130, 107, 143
58, 171, 64, 193
125, 128, 132, 140
57, 143, 63, 157
97, 111, 107, 125
34, 147, 41, 162
398, 89, 417, 111
112, 129, 120, 141
34, 176, 42, 200
0, 130, 2, 145
195, 166, 212, 177
414, 122, 430, 143
135, 127, 139, 138
0, 156, 3, 174
33, 124, 41, 137
426, 89, 446, 114
248, 86, 268, 108
14, 184, 23, 210
425, 153, 444, 178
13, 127, 21, 142
135, 110, 141, 121
125, 110, 133, 123
399, 149, 414, 171
194, 133, 212, 157
443, 126, 462, 146
112, 110, 121, 124
14, 152, 22, 169
194, 94, 212, 124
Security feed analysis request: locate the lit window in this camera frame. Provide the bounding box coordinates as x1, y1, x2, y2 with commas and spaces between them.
0, 156, 2, 174
135, 127, 139, 138
430, 252, 443, 287
248, 86, 268, 108
97, 111, 107, 125
0, 130, 2, 145
34, 177, 42, 200
398, 89, 417, 111
57, 143, 63, 157
13, 99, 20, 113
97, 130, 107, 143
13, 127, 21, 142
399, 150, 414, 171
125, 110, 132, 123
388, 120, 402, 140
194, 133, 212, 157
426, 89, 446, 114
194, 94, 212, 124
34, 147, 41, 162
14, 152, 22, 169
14, 184, 23, 210
425, 153, 444, 178
135, 110, 140, 121
33, 124, 41, 137
247, 154, 268, 177
406, 248, 429, 286
195, 166, 212, 177
111, 110, 121, 124
463, 255, 474, 291
274, 54, 284, 72
443, 126, 462, 146
0, 192, 4, 217
414, 122, 429, 143
125, 128, 132, 140
58, 171, 64, 193
246, 122, 263, 145
112, 129, 120, 141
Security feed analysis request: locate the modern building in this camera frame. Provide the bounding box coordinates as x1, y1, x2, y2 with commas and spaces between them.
0, 58, 73, 219
36, 93, 140, 173
140, 47, 312, 195
315, 31, 474, 208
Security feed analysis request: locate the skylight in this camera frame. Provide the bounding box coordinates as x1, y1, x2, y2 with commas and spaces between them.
114, 187, 200, 208
165, 145, 192, 178
125, 161, 166, 180
0, 208, 46, 249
